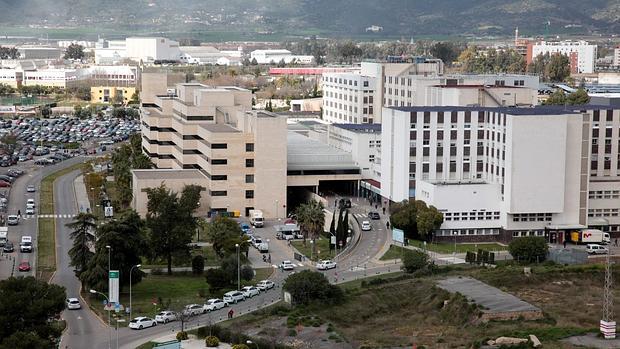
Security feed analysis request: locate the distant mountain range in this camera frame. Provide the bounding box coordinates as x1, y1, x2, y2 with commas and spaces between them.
0, 0, 619, 39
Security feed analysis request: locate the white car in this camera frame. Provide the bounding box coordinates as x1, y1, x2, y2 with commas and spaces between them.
256, 280, 275, 291
279, 260, 295, 271
316, 259, 337, 270
155, 311, 177, 323
204, 298, 227, 312
128, 317, 157, 330
223, 291, 245, 304
26, 205, 35, 215
361, 221, 371, 231
183, 304, 205, 316
241, 286, 260, 298
26, 198, 35, 207
7, 215, 18, 226
66, 298, 81, 310
586, 244, 609, 255
26, 185, 35, 193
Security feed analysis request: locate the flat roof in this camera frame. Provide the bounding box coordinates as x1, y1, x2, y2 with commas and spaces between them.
333, 123, 381, 133
132, 169, 207, 180
287, 131, 358, 171
390, 106, 582, 116
199, 123, 240, 133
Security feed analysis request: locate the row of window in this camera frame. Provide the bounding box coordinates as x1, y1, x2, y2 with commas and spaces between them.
323, 76, 369, 87
588, 208, 620, 218
589, 190, 620, 199
435, 228, 500, 236
444, 211, 500, 221
210, 190, 255, 198
512, 230, 545, 237
512, 213, 552, 222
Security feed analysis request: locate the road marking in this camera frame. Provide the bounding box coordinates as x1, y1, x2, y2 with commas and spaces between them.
297, 263, 304, 267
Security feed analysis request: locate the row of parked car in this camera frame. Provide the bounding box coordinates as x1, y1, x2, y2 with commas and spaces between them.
0, 168, 24, 188
127, 280, 277, 330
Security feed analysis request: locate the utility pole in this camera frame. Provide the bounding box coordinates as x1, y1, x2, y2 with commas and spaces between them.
601, 245, 616, 339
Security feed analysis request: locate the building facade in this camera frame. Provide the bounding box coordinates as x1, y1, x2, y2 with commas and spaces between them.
91, 86, 136, 104
135, 75, 287, 218
528, 40, 597, 74
250, 50, 313, 65
322, 72, 377, 124
381, 106, 589, 242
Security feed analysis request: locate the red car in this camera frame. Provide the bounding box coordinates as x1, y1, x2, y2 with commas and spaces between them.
0, 181, 10, 188
18, 261, 31, 272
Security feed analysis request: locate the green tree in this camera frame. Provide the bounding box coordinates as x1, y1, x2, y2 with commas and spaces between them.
0, 134, 17, 155
296, 199, 326, 252
40, 105, 51, 118
205, 216, 249, 258
542, 90, 567, 105
192, 255, 205, 275
64, 43, 85, 60
205, 268, 228, 291
566, 88, 590, 105
0, 277, 66, 348
430, 42, 461, 64
390, 201, 418, 239
283, 270, 344, 305
0, 46, 19, 59
66, 212, 98, 279
390, 200, 443, 240
81, 210, 147, 292
414, 201, 444, 238
0, 83, 15, 95
146, 184, 202, 275
508, 236, 548, 263
546, 53, 571, 83
401, 250, 430, 274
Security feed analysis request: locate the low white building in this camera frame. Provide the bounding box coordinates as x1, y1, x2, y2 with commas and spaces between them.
95, 37, 181, 64
179, 46, 243, 66
0, 64, 138, 88
250, 49, 313, 65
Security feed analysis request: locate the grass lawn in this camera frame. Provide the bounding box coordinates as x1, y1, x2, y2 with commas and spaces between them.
143, 246, 222, 269
291, 238, 334, 261
379, 244, 411, 261
85, 268, 274, 325
37, 162, 84, 281
408, 240, 507, 254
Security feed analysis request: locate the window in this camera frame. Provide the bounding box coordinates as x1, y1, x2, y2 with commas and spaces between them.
211, 175, 228, 181
246, 143, 254, 152
369, 155, 375, 162
212, 159, 227, 165
210, 191, 227, 197
245, 174, 254, 183
245, 190, 254, 199
212, 143, 227, 149
246, 159, 254, 168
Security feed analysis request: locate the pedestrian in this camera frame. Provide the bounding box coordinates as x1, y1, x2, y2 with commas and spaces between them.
17, 209, 20, 218
228, 309, 234, 319
382, 207, 386, 215
268, 254, 271, 264
615, 238, 618, 247
386, 221, 390, 229
375, 204, 378, 210
288, 240, 291, 247
563, 239, 567, 248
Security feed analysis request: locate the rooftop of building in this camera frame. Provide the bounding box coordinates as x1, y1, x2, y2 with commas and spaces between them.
332, 123, 381, 133
390, 105, 582, 116
199, 123, 240, 133
132, 168, 207, 180
287, 131, 358, 171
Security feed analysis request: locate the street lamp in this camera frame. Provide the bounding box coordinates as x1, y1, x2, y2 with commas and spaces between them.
129, 264, 141, 320
310, 240, 314, 260
90, 289, 112, 349
275, 199, 279, 220
235, 243, 240, 291
247, 340, 258, 349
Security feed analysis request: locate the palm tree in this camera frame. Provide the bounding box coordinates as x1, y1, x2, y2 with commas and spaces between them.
66, 212, 98, 279
296, 199, 325, 255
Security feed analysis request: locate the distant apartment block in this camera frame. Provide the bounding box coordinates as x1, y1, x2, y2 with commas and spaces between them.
614, 46, 620, 67
322, 72, 377, 124
527, 40, 597, 74
134, 73, 287, 218
95, 37, 182, 64
250, 49, 313, 65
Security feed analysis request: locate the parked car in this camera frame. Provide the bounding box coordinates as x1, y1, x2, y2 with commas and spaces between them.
0, 180, 11, 188
368, 211, 380, 220
7, 215, 19, 225
26, 185, 36, 192
27, 198, 35, 207
18, 261, 31, 272
3, 241, 14, 253
66, 298, 81, 310
279, 260, 295, 271
204, 298, 227, 312
155, 311, 177, 323
361, 221, 372, 231
223, 291, 245, 304
256, 280, 275, 291
241, 286, 260, 298
239, 222, 251, 234
182, 304, 205, 316
586, 244, 609, 255
128, 317, 157, 330
316, 259, 337, 270
26, 205, 34, 215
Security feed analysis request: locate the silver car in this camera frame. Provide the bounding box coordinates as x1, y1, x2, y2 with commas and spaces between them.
155, 310, 177, 323
223, 291, 245, 304
241, 286, 260, 298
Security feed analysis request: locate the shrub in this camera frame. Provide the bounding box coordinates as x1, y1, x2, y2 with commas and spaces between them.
205, 335, 219, 347
192, 255, 205, 275
205, 268, 229, 291
240, 265, 254, 281
283, 270, 344, 305
401, 250, 430, 273
198, 288, 207, 298
508, 236, 548, 263
232, 345, 250, 349
176, 331, 189, 341
288, 329, 297, 337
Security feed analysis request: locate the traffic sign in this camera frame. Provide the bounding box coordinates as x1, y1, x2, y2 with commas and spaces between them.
109, 270, 119, 303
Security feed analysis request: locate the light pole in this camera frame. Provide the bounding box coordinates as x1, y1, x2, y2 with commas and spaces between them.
115, 318, 125, 349
275, 199, 279, 220
453, 231, 457, 264
310, 240, 314, 260
129, 264, 141, 320
247, 340, 258, 349
90, 289, 112, 349
235, 243, 240, 291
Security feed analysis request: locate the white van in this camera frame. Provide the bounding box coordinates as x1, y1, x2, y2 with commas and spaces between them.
0, 227, 7, 246
20, 236, 33, 253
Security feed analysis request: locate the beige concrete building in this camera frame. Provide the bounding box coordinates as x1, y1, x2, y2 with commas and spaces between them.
133, 74, 287, 218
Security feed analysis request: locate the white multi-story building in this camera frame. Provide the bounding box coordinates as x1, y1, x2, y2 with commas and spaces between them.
250, 49, 313, 65
322, 72, 377, 124
322, 60, 537, 125
0, 64, 138, 88
529, 40, 597, 74
95, 37, 181, 64
381, 106, 590, 242
613, 46, 620, 67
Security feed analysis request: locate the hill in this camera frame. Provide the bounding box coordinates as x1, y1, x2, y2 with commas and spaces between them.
0, 0, 619, 39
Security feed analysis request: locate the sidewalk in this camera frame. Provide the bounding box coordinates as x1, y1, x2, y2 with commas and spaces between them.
73, 175, 91, 213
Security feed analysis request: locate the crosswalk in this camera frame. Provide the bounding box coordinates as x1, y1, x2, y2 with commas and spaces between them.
22, 214, 77, 220
354, 213, 366, 219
